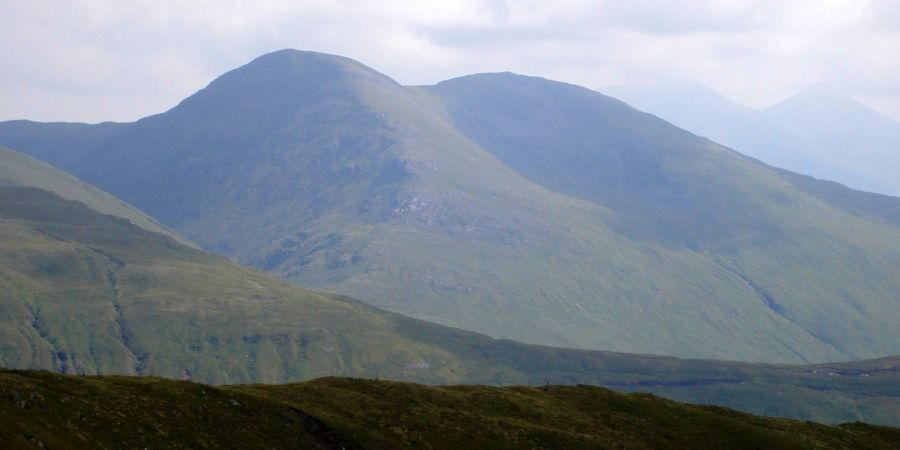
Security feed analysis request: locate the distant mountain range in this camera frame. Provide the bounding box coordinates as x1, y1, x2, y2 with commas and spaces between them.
604, 82, 900, 197
2, 50, 900, 365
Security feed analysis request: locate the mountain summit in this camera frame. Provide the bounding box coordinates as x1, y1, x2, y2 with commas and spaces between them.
763, 86, 900, 195
2, 50, 900, 364
606, 81, 900, 196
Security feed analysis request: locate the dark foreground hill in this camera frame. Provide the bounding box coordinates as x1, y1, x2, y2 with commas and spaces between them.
2, 371, 900, 450
2, 146, 900, 426
2, 50, 900, 364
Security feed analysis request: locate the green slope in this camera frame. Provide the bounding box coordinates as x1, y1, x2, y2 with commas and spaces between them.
2, 371, 900, 450
1, 50, 899, 365
423, 72, 900, 361
2, 150, 900, 425
0, 185, 492, 385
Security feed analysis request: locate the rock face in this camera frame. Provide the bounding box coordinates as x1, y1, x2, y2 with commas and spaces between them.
2, 50, 900, 363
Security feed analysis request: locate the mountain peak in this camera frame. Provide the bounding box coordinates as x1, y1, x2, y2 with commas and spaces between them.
434, 71, 614, 108
768, 83, 872, 116
207, 48, 396, 90
158, 48, 400, 125
244, 48, 374, 73
438, 71, 574, 88
767, 84, 898, 128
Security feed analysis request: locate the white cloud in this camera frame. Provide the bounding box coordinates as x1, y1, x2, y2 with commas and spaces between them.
1, 0, 899, 122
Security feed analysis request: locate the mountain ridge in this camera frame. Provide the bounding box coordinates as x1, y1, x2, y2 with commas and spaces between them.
1, 49, 899, 364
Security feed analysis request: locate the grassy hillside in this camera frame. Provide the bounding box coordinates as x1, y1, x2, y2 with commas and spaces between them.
1, 152, 900, 425
425, 72, 900, 361
1, 50, 900, 365
0, 185, 492, 385
2, 371, 900, 450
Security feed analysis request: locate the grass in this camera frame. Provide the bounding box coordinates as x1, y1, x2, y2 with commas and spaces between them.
3, 370, 900, 449
2, 184, 900, 427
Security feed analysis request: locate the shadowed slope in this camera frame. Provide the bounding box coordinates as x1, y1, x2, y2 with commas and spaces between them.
0, 121, 124, 171
2, 371, 900, 450
0, 146, 182, 243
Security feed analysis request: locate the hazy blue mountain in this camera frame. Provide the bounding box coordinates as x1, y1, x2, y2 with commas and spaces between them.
604, 82, 900, 196
602, 81, 761, 140
2, 50, 900, 365
0, 120, 125, 172
764, 85, 900, 196
602, 82, 814, 172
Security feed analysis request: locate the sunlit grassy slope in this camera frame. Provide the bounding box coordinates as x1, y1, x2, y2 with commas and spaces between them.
0, 185, 492, 385
2, 154, 900, 425
1, 50, 900, 365
2, 370, 900, 450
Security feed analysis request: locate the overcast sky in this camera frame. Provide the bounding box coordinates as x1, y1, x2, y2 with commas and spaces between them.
3, 0, 900, 123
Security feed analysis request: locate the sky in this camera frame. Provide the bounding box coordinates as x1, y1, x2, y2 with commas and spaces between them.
2, 0, 900, 123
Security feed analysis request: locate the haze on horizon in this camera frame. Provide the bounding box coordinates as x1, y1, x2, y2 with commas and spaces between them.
3, 0, 900, 124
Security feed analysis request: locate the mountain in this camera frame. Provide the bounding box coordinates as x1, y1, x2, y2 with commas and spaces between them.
4, 371, 900, 450
422, 73, 900, 361
2, 50, 900, 364
604, 82, 900, 196
0, 146, 182, 243
0, 144, 532, 384
764, 86, 900, 196
601, 81, 767, 143
0, 120, 125, 171
2, 146, 900, 425
601, 82, 816, 175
